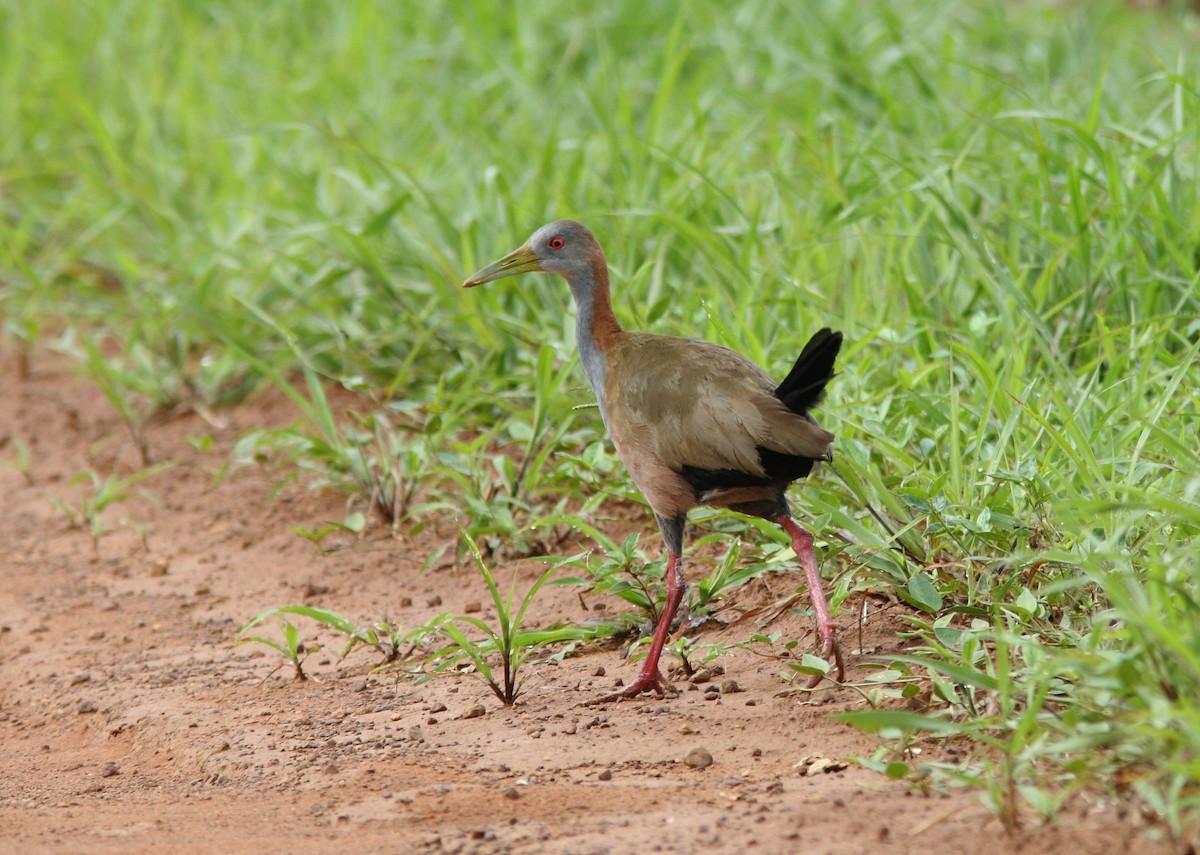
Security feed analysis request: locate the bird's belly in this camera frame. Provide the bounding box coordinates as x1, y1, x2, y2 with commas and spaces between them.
609, 432, 696, 520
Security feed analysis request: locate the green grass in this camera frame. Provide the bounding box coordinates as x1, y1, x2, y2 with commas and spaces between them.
2, 0, 1199, 838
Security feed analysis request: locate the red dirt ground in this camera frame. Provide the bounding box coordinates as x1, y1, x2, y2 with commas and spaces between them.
0, 350, 1175, 854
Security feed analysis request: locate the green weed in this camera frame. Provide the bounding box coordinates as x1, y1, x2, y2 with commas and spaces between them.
424, 530, 608, 706
50, 464, 172, 553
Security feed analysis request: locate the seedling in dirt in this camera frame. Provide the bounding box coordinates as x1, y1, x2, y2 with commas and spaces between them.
555, 533, 662, 625
289, 511, 366, 554
234, 616, 319, 681
1, 435, 34, 486
425, 529, 606, 706
77, 335, 158, 466
49, 464, 172, 553
237, 604, 431, 671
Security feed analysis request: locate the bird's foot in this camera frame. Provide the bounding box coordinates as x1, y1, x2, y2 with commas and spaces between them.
583, 672, 677, 706
800, 630, 845, 690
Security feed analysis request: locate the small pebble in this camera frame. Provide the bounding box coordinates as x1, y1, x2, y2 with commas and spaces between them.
100, 763, 120, 778
720, 679, 742, 694
77, 700, 98, 714
463, 601, 482, 613
591, 665, 606, 677
428, 702, 447, 713
598, 769, 613, 781
461, 703, 486, 720
684, 747, 714, 770
503, 787, 521, 800
425, 594, 443, 607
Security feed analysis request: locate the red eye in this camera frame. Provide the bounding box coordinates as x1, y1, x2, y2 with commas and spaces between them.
548, 236, 565, 250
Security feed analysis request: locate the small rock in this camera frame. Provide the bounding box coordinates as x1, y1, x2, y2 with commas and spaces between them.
461, 703, 486, 720
428, 702, 447, 714
77, 700, 98, 714
503, 787, 521, 800
463, 601, 482, 614
425, 594, 442, 607
598, 769, 613, 781
100, 763, 120, 778
720, 679, 742, 694
70, 673, 92, 686
148, 559, 169, 577
86, 629, 105, 642
795, 755, 848, 776
679, 724, 700, 735
684, 747, 714, 770
591, 665, 606, 677
399, 596, 413, 607
689, 668, 715, 684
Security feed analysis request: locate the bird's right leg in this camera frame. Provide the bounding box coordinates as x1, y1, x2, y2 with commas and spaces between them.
588, 515, 686, 703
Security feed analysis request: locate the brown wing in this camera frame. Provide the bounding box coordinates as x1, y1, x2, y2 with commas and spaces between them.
603, 333, 833, 482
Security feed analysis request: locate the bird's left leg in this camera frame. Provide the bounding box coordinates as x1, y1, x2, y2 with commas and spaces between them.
776, 515, 844, 688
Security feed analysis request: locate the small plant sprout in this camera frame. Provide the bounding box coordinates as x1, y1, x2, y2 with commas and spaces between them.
234, 615, 319, 682
236, 605, 431, 673
426, 529, 603, 706
289, 511, 367, 554
50, 464, 172, 553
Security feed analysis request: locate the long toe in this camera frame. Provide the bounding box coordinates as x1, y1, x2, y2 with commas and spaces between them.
802, 633, 844, 689
584, 673, 676, 706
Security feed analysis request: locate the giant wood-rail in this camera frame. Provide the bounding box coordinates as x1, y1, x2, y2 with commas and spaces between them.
465, 220, 844, 699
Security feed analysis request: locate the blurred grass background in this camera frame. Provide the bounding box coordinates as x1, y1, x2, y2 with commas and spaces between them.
2, 0, 1199, 837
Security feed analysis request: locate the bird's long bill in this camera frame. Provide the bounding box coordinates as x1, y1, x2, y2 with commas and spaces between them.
462, 243, 541, 287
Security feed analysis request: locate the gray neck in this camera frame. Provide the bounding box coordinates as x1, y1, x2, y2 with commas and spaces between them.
568, 276, 609, 426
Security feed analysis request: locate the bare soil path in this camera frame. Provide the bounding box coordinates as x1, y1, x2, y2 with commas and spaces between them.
0, 352, 1164, 854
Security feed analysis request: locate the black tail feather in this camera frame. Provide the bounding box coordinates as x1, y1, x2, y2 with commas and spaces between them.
775, 328, 843, 415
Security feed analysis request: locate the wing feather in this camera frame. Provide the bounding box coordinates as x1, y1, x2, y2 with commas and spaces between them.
603, 334, 832, 480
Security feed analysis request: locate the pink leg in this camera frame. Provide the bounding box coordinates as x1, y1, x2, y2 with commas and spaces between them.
778, 516, 844, 687
589, 551, 685, 703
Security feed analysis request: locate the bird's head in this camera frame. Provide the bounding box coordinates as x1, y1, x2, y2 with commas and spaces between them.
463, 220, 601, 287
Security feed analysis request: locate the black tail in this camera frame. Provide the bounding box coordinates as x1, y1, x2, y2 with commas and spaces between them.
775, 328, 843, 415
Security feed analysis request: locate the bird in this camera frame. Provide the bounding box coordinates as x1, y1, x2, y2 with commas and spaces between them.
464, 220, 844, 700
